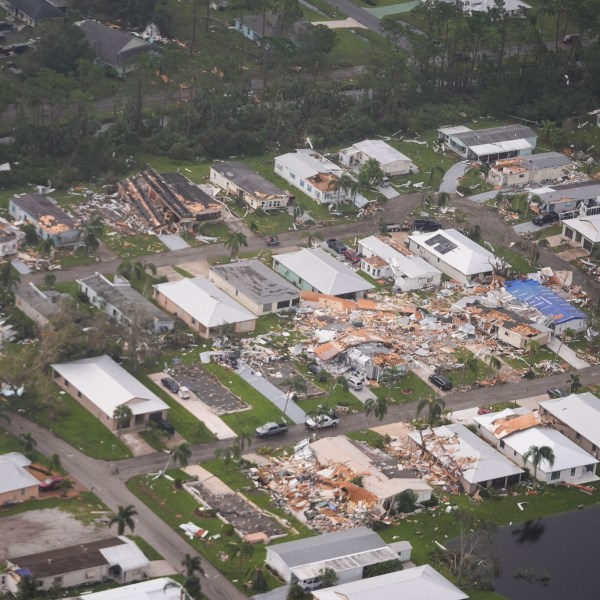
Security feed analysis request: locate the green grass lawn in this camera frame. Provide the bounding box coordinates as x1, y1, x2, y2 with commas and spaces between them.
202, 362, 285, 433
346, 429, 386, 445
104, 233, 167, 257
494, 245, 535, 276
532, 223, 562, 240
457, 167, 495, 195
126, 535, 164, 561
329, 28, 388, 68
445, 357, 489, 389
135, 373, 215, 444
372, 371, 432, 404
30, 387, 132, 460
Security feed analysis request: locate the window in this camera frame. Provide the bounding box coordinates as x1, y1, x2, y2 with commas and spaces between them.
570, 467, 576, 476
300, 180, 304, 187
500, 440, 505, 448
593, 445, 597, 452
77, 390, 81, 398
191, 317, 196, 324
276, 164, 282, 171
586, 464, 594, 472
307, 185, 312, 193
576, 433, 581, 441
551, 471, 560, 480
290, 173, 296, 180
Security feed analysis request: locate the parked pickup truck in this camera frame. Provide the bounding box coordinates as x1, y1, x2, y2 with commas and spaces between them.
305, 414, 340, 431
255, 422, 289, 437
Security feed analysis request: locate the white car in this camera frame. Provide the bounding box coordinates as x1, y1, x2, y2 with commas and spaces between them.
305, 414, 340, 431
178, 386, 190, 400
345, 375, 364, 391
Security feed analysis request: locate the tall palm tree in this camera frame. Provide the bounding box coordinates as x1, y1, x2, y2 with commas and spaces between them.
457, 350, 479, 386
224, 231, 248, 259
526, 339, 541, 362
299, 230, 324, 248
416, 394, 446, 447
163, 442, 192, 474
280, 375, 307, 418
20, 432, 37, 453
569, 373, 582, 394
330, 173, 356, 206
113, 404, 133, 438
486, 354, 502, 378
0, 262, 20, 306
379, 365, 404, 403
109, 504, 138, 535
182, 554, 204, 578
364, 395, 388, 430
226, 539, 255, 565
523, 445, 555, 480
83, 213, 104, 255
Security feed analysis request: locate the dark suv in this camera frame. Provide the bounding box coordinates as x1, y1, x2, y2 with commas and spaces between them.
326, 239, 346, 254
532, 212, 560, 226
161, 377, 180, 394
429, 374, 453, 391
412, 219, 442, 232
150, 414, 175, 435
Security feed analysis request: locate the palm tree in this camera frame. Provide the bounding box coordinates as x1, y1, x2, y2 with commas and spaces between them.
416, 394, 446, 447
526, 339, 541, 362
0, 262, 20, 306
319, 567, 338, 588
59, 478, 75, 498
226, 539, 255, 565
182, 554, 204, 578
364, 396, 388, 431
224, 231, 248, 259
326, 376, 349, 404
486, 354, 502, 378
83, 213, 104, 255
456, 350, 479, 386
215, 431, 252, 467
20, 433, 37, 453
280, 375, 307, 418
109, 504, 138, 535
379, 365, 404, 402
113, 404, 133, 437
299, 230, 324, 248
523, 445, 555, 480
163, 442, 192, 474
287, 583, 309, 600
569, 373, 582, 394
330, 173, 356, 206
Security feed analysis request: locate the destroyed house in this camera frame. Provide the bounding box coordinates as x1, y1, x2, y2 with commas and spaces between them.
407, 228, 497, 284
488, 152, 572, 188
208, 259, 300, 316
357, 235, 442, 291
78, 273, 175, 333
0, 220, 17, 257
118, 169, 221, 232
9, 194, 80, 247
408, 424, 524, 495
265, 527, 404, 589
312, 565, 469, 600
15, 282, 71, 327
77, 20, 157, 74
52, 355, 169, 433
5, 537, 149, 593
529, 181, 600, 216
504, 278, 587, 334
465, 305, 551, 349
275, 150, 348, 204
539, 392, 600, 457
474, 409, 599, 485
438, 124, 537, 163
339, 139, 412, 176
209, 161, 292, 211
273, 248, 374, 299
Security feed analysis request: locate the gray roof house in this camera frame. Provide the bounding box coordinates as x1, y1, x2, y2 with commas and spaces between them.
265, 527, 405, 589
312, 565, 469, 600
52, 355, 169, 433
5, 0, 66, 26
273, 248, 374, 299
9, 194, 80, 247
15, 282, 71, 327
77, 20, 158, 74
78, 273, 175, 332
438, 124, 537, 163
4, 537, 149, 593
208, 259, 300, 316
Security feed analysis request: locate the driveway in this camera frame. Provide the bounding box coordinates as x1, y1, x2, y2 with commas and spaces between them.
467, 190, 499, 204
439, 161, 468, 194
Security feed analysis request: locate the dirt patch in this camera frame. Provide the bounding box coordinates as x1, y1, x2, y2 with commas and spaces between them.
0, 508, 111, 557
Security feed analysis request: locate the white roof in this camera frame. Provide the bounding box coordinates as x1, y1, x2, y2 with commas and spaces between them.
407, 424, 523, 485
312, 565, 469, 600
470, 139, 533, 156
504, 426, 597, 472
73, 577, 183, 600
275, 150, 342, 179
359, 236, 441, 279
562, 213, 600, 243
100, 537, 150, 572
0, 453, 39, 494
409, 228, 497, 276
466, 0, 530, 11
275, 248, 374, 296
51, 355, 168, 417
351, 140, 411, 166
539, 392, 600, 447
154, 277, 256, 327
438, 125, 471, 135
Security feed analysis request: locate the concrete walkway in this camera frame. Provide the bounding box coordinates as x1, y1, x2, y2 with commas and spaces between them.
439, 161, 468, 194
235, 362, 306, 424
351, 386, 376, 405
149, 372, 237, 440
467, 189, 499, 204
314, 17, 367, 28
547, 337, 591, 370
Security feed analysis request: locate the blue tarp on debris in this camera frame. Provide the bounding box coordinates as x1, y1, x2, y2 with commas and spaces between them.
505, 279, 586, 325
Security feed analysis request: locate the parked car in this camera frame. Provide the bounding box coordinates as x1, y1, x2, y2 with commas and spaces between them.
562, 34, 579, 45
326, 238, 346, 253
429, 373, 453, 391
385, 221, 410, 232
178, 386, 190, 400
266, 235, 280, 247
305, 414, 340, 430
308, 362, 323, 376
532, 212, 560, 226
150, 414, 175, 435
39, 476, 65, 492
547, 387, 570, 399
345, 375, 364, 391
412, 219, 442, 232
255, 422, 289, 437
343, 248, 360, 265
161, 377, 180, 394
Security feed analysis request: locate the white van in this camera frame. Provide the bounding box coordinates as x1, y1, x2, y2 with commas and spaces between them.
346, 375, 364, 391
